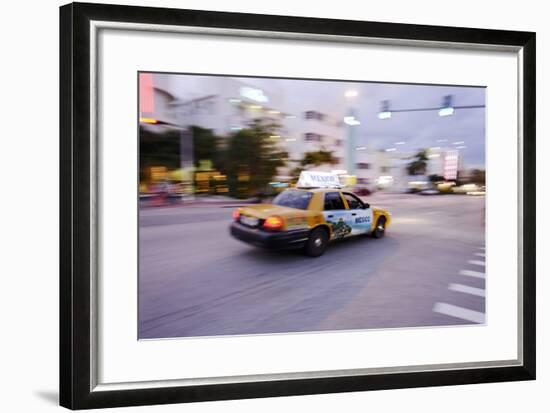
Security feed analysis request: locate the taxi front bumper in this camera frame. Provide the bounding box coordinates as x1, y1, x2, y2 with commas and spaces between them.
230, 222, 309, 249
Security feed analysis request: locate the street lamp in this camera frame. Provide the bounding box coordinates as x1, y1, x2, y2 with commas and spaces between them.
343, 116, 360, 126
439, 95, 454, 117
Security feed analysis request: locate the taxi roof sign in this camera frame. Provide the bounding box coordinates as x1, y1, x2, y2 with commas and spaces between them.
297, 171, 342, 188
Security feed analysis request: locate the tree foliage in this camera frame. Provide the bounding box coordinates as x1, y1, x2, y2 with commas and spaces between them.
299, 150, 338, 168
290, 150, 338, 180
470, 169, 486, 185
429, 174, 444, 183
191, 126, 221, 168
140, 120, 289, 197
225, 119, 288, 198
139, 126, 180, 182
140, 125, 223, 180
407, 150, 428, 176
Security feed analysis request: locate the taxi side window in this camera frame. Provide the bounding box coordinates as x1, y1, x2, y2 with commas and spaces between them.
324, 192, 346, 210
343, 192, 364, 209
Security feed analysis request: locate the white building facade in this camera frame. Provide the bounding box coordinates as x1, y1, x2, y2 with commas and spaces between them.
140, 73, 348, 178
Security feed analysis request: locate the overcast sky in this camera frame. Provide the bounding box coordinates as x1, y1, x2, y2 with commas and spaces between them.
246, 77, 486, 169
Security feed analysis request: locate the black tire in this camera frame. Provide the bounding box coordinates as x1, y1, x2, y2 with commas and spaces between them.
304, 227, 329, 257
372, 217, 386, 239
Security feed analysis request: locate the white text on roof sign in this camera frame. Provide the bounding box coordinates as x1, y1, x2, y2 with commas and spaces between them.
297, 171, 342, 188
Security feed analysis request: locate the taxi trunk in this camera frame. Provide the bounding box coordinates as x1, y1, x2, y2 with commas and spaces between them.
230, 204, 312, 250
236, 204, 303, 230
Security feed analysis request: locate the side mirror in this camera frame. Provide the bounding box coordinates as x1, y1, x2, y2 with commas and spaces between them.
363, 203, 370, 209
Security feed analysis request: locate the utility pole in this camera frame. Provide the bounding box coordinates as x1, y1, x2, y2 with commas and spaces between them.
344, 90, 360, 176
346, 107, 357, 176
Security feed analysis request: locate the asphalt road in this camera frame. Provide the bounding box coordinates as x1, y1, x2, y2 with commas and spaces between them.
138, 193, 486, 339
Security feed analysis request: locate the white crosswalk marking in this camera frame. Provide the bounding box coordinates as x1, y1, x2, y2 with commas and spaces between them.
432, 249, 487, 323
459, 269, 485, 279
433, 302, 485, 323
448, 283, 485, 297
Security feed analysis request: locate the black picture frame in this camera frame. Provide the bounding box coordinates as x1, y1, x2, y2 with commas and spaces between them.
60, 2, 536, 410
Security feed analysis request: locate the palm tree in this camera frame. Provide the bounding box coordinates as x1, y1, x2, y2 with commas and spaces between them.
290, 150, 338, 181
407, 150, 428, 175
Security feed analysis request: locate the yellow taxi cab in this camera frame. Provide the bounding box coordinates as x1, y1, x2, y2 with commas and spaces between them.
230, 172, 391, 257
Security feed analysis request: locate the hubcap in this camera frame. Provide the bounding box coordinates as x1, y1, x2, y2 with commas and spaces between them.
314, 237, 322, 247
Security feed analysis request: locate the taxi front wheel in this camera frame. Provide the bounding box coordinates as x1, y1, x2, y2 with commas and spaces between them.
372, 217, 386, 239
304, 227, 328, 257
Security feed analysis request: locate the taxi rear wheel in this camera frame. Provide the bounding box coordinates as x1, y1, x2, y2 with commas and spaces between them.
304, 227, 328, 257
372, 217, 386, 239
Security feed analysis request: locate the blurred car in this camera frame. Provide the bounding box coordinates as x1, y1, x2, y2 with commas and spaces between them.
407, 177, 430, 193
376, 175, 394, 190
452, 183, 485, 194
419, 188, 440, 195
436, 181, 456, 193
350, 185, 372, 196
230, 172, 391, 257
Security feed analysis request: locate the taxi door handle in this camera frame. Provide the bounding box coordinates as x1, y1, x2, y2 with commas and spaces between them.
327, 215, 334, 218
351, 213, 357, 216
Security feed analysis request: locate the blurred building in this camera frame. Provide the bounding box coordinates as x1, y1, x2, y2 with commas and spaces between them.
354, 149, 394, 186
287, 110, 345, 171
351, 146, 467, 192
426, 147, 464, 180
140, 73, 288, 134
139, 73, 347, 178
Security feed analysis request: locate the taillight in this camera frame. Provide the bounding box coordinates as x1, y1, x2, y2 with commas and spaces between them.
232, 209, 241, 221
263, 216, 283, 230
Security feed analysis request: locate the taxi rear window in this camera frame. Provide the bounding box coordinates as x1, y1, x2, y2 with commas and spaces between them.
273, 190, 312, 210
324, 192, 346, 210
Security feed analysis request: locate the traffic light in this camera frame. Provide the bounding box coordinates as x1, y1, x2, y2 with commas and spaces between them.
439, 95, 454, 116
378, 100, 392, 119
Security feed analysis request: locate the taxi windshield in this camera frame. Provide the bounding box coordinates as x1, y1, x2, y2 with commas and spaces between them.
272, 190, 313, 210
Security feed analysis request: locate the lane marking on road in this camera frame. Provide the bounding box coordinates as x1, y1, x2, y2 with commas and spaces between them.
459, 269, 485, 279
468, 260, 485, 267
474, 252, 485, 257
433, 302, 485, 323
448, 283, 485, 297
391, 217, 427, 224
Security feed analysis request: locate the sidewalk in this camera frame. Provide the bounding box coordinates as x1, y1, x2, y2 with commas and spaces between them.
140, 194, 259, 208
